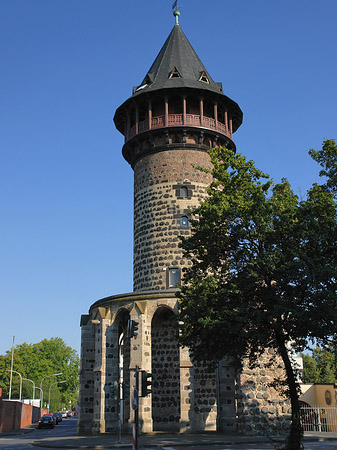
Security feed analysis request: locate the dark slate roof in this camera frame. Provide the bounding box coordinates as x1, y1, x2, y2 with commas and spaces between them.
132, 24, 224, 97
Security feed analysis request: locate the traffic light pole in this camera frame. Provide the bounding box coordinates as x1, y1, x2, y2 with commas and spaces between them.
133, 366, 139, 450
117, 383, 121, 444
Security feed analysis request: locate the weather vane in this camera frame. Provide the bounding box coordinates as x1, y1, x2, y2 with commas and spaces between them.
172, 0, 178, 11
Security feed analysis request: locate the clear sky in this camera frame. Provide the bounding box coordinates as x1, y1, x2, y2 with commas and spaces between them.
1, 0, 336, 357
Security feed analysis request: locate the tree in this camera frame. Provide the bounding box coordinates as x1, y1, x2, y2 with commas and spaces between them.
301, 354, 320, 383
178, 144, 337, 450
0, 337, 79, 411
302, 346, 336, 384
309, 139, 337, 192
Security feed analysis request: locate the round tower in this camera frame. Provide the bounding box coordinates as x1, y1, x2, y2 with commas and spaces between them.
79, 11, 245, 436
114, 12, 243, 292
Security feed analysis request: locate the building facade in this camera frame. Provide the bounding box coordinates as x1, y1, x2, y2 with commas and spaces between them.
78, 11, 289, 436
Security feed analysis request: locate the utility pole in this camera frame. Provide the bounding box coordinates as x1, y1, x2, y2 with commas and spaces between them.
132, 366, 139, 450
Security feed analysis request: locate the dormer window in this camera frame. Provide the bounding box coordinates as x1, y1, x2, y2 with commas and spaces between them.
199, 71, 209, 84
169, 67, 182, 79
135, 84, 148, 92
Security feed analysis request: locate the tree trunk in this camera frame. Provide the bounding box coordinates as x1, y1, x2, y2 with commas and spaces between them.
277, 335, 303, 450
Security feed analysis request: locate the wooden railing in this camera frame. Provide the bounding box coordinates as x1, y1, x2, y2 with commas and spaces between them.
126, 113, 230, 141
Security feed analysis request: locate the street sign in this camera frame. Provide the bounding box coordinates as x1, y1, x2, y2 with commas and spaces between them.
132, 388, 139, 410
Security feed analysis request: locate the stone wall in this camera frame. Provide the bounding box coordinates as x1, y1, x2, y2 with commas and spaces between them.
78, 296, 291, 437
237, 352, 290, 436
151, 308, 180, 431
133, 149, 212, 292
78, 293, 244, 435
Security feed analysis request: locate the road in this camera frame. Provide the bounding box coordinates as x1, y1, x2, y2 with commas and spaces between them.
0, 417, 76, 450
0, 418, 337, 450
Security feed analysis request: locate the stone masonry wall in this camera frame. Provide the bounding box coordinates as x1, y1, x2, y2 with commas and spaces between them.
218, 359, 237, 433
151, 309, 180, 431
133, 149, 212, 292
78, 318, 95, 435
193, 365, 217, 431
237, 351, 291, 436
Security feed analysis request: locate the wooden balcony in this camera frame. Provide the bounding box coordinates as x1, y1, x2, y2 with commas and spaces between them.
127, 113, 231, 142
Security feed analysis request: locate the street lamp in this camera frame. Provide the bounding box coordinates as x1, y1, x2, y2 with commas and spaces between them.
40, 372, 62, 408
6, 369, 22, 401
48, 380, 66, 412
35, 387, 43, 410
22, 377, 35, 401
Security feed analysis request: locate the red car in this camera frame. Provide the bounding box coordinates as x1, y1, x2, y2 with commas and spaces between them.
38, 414, 56, 429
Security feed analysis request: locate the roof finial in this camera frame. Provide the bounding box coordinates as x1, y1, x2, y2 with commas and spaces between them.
172, 1, 180, 25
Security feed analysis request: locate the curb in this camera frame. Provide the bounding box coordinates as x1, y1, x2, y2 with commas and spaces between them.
1, 425, 37, 437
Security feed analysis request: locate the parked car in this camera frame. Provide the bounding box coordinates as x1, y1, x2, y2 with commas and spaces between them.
61, 411, 67, 418
53, 412, 62, 423
38, 414, 56, 429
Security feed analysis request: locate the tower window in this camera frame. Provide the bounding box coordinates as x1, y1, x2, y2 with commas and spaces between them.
168, 268, 180, 288
180, 187, 188, 198
181, 216, 189, 227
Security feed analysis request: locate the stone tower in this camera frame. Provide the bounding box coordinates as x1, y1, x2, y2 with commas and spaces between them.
78, 10, 289, 436
113, 11, 242, 293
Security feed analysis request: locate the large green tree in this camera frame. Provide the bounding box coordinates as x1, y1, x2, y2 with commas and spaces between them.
0, 337, 79, 411
302, 346, 336, 384
178, 143, 337, 450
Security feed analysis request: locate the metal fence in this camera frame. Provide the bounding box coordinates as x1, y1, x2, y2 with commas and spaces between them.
300, 406, 337, 432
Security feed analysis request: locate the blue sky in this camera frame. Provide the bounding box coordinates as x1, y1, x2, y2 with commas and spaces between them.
1, 0, 336, 357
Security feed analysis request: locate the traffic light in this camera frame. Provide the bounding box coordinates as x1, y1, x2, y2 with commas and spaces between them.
122, 382, 130, 400
140, 370, 152, 397
126, 319, 139, 338
110, 381, 118, 400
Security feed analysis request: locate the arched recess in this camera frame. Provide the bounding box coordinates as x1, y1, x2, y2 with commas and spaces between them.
114, 308, 131, 428
151, 306, 180, 431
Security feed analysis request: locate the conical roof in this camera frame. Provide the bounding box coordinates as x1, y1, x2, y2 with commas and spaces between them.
132, 23, 224, 96
114, 19, 243, 135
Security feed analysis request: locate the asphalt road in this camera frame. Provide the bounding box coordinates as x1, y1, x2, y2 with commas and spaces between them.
1, 418, 337, 450
0, 417, 76, 450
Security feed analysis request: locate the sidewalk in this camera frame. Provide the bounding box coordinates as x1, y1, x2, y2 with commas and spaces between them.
31, 431, 337, 449
0, 423, 37, 437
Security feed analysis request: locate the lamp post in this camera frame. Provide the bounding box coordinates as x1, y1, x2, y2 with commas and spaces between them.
35, 387, 43, 410
6, 369, 22, 401
48, 380, 66, 412
40, 372, 62, 409
22, 377, 35, 401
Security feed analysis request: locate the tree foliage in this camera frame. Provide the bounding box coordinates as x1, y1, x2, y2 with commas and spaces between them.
178, 142, 337, 450
309, 139, 337, 192
0, 337, 79, 412
302, 346, 336, 384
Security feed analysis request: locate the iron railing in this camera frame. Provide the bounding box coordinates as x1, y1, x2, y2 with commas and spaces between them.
300, 406, 337, 432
